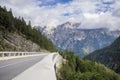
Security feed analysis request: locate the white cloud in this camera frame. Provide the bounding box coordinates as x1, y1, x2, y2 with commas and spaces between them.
80, 12, 120, 31
83, 13, 100, 19
0, 0, 120, 31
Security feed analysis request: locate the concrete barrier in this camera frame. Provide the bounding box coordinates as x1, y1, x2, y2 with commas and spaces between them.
0, 52, 46, 61
12, 53, 59, 80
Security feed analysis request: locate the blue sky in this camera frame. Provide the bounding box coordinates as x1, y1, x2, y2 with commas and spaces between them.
0, 0, 120, 31
101, 0, 115, 4
39, 0, 72, 6
39, 0, 115, 13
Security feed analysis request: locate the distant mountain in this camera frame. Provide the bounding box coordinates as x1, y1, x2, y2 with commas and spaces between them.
85, 36, 120, 73
37, 22, 120, 57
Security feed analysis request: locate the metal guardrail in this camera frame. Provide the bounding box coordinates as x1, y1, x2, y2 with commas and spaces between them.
0, 52, 42, 57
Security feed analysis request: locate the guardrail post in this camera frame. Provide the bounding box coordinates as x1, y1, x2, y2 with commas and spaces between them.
22, 53, 24, 56
0, 52, 41, 59
8, 53, 10, 57
1, 53, 4, 57
1, 53, 3, 57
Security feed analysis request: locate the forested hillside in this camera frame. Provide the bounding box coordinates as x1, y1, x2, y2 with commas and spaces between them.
58, 51, 120, 80
0, 6, 56, 52
85, 36, 120, 73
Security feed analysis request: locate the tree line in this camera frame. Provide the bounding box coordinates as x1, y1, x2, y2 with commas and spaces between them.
0, 6, 56, 52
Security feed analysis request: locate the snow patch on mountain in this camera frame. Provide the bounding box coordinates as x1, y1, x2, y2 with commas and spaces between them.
37, 22, 120, 57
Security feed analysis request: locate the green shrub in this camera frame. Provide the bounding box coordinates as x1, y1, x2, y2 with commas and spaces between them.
59, 51, 120, 80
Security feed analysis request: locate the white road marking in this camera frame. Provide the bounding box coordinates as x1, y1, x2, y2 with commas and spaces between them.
0, 56, 45, 69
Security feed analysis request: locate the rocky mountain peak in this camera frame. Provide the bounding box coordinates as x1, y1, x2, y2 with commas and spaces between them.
60, 21, 81, 29
37, 22, 120, 57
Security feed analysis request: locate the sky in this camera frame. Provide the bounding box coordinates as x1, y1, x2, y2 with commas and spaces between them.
0, 0, 120, 31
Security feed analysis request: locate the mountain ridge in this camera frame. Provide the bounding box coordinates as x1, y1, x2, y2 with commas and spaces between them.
37, 21, 120, 57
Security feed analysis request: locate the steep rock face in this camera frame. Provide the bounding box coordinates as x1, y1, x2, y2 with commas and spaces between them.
38, 22, 120, 57
0, 32, 41, 51
85, 36, 120, 73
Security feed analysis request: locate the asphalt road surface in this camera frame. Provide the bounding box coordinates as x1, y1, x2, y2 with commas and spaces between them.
0, 54, 47, 80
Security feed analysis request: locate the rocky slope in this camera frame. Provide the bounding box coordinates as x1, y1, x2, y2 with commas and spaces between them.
0, 31, 41, 51
38, 22, 120, 57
